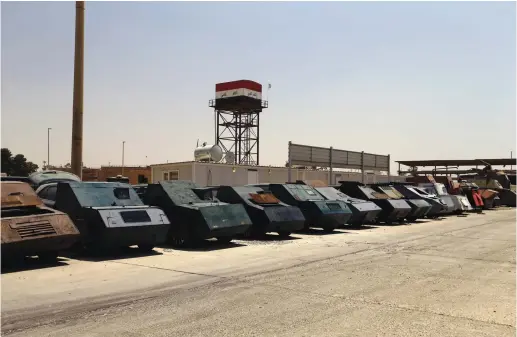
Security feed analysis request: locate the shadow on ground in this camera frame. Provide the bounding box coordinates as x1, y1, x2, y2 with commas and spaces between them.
159, 239, 246, 252
238, 233, 302, 242
1, 257, 70, 274
298, 228, 351, 236
62, 246, 163, 262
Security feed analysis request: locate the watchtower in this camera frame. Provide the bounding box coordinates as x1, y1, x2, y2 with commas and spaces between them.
209, 80, 268, 165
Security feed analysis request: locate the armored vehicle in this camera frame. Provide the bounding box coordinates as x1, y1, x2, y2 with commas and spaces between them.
458, 181, 485, 211
296, 180, 379, 225
369, 183, 432, 221
336, 181, 411, 224
133, 184, 148, 200
1, 176, 33, 185
1, 181, 80, 263
418, 182, 473, 213
251, 183, 351, 232
210, 185, 305, 238
48, 182, 170, 252
318, 186, 381, 225
144, 181, 252, 246
461, 175, 515, 207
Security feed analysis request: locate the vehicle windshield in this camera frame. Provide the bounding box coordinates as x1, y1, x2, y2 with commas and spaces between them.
377, 186, 404, 199
159, 181, 203, 205
414, 187, 433, 196
285, 184, 325, 201
315, 187, 349, 201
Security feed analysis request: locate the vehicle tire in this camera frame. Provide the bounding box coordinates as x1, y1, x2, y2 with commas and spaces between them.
216, 237, 233, 244
137, 244, 155, 252
303, 222, 312, 231
242, 227, 254, 238
170, 236, 188, 248
38, 252, 58, 263
322, 226, 335, 233
277, 231, 292, 238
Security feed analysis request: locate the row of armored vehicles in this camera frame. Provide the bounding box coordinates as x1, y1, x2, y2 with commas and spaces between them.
2, 170, 514, 265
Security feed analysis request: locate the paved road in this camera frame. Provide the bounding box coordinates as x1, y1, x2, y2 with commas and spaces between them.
2, 209, 515, 337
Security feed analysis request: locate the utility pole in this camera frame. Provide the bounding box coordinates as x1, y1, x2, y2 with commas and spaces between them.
47, 128, 52, 169
122, 141, 126, 176
71, 1, 85, 179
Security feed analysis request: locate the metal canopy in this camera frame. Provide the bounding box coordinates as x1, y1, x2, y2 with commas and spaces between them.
396, 158, 516, 168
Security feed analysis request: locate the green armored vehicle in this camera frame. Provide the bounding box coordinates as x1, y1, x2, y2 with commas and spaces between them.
143, 181, 252, 247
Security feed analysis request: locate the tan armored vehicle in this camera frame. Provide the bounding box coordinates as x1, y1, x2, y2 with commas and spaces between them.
1, 181, 80, 263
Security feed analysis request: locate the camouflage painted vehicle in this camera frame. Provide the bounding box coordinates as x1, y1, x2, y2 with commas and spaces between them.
210, 185, 305, 238
252, 183, 352, 232
336, 181, 411, 224
369, 183, 433, 221
1, 181, 80, 263
144, 181, 252, 247
51, 182, 170, 252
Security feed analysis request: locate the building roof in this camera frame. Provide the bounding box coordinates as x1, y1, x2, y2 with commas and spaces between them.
396, 158, 516, 167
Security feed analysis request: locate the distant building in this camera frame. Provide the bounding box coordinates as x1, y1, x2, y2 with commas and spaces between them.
149, 161, 406, 187
98, 166, 151, 184
45, 165, 151, 185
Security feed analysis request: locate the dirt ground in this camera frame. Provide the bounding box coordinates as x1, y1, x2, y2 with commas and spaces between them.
2, 209, 515, 337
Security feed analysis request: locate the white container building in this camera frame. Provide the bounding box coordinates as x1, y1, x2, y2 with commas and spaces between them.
150, 161, 406, 187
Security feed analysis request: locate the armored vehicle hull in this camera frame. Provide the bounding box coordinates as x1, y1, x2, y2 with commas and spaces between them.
371, 199, 412, 223
254, 183, 352, 232
370, 184, 431, 221
460, 183, 485, 211
404, 199, 432, 220
144, 181, 252, 246
479, 189, 498, 209
53, 182, 170, 252
337, 182, 411, 224
213, 185, 305, 238
1, 181, 80, 262
320, 186, 381, 225
454, 195, 474, 211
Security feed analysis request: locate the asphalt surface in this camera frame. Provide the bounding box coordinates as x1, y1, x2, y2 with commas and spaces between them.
2, 209, 515, 337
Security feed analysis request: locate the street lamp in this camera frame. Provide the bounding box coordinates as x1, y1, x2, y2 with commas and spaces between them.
47, 128, 52, 169
122, 141, 126, 176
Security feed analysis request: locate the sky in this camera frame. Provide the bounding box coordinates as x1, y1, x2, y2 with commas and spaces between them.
1, 1, 516, 172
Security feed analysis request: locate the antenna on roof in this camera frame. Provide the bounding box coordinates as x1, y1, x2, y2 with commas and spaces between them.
196, 139, 199, 147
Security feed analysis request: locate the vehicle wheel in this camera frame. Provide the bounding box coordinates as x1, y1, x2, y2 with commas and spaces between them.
277, 231, 292, 238
39, 252, 58, 263
171, 236, 188, 248
242, 227, 254, 238
322, 226, 335, 233
137, 244, 155, 252
216, 237, 233, 244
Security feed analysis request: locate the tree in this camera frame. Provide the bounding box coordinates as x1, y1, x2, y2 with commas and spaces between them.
1, 148, 39, 176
